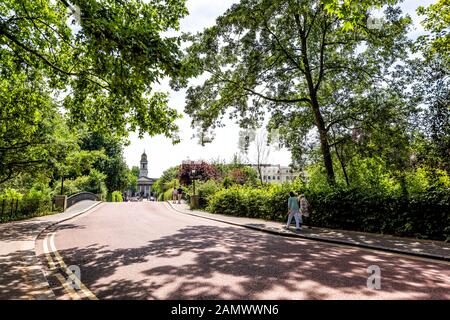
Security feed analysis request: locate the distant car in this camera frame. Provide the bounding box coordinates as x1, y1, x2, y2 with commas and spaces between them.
150, 196, 155, 201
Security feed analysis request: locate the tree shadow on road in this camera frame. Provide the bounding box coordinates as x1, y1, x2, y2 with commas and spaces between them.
52, 225, 450, 300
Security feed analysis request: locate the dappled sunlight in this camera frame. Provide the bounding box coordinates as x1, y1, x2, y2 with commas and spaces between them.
43, 221, 450, 300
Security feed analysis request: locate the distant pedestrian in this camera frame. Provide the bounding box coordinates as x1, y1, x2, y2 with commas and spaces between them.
172, 188, 178, 204
177, 186, 183, 204
284, 191, 301, 231
298, 194, 311, 229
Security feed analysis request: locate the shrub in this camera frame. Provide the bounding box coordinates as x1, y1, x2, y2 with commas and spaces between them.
22, 182, 52, 215
197, 180, 221, 208
111, 191, 123, 202
53, 169, 108, 198
163, 188, 174, 201
204, 182, 450, 241
0, 185, 54, 221
53, 179, 81, 196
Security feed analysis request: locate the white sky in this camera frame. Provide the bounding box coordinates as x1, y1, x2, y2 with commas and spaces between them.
124, 0, 436, 178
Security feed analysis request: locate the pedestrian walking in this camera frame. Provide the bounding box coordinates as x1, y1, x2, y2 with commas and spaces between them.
298, 194, 311, 229
284, 191, 301, 231
177, 186, 183, 204
172, 188, 178, 204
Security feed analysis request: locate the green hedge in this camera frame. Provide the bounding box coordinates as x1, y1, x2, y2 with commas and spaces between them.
306, 188, 450, 240
197, 180, 221, 208
206, 184, 450, 241
207, 183, 301, 220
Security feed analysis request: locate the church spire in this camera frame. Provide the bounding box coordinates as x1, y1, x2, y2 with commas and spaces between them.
140, 150, 148, 177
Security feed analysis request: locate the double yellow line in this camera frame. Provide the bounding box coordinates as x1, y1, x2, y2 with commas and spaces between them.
43, 232, 98, 300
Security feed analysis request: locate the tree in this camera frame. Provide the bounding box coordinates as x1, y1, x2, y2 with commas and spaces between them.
410, 1, 450, 173
416, 0, 449, 63
178, 162, 220, 186
174, 0, 411, 185
80, 132, 129, 193
152, 165, 180, 196
131, 166, 140, 178
240, 129, 272, 183
127, 171, 138, 195
1, 0, 188, 139
0, 66, 79, 184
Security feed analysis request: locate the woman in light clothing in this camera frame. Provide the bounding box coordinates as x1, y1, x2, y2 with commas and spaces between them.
284, 191, 301, 231
298, 194, 311, 229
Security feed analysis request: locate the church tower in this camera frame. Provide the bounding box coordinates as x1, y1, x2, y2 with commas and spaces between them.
140, 151, 148, 178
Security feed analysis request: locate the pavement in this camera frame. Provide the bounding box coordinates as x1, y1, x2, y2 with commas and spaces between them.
167, 201, 450, 262
0, 200, 103, 300
36, 202, 450, 300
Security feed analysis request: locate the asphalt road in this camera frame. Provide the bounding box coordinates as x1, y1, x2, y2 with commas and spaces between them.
36, 202, 450, 300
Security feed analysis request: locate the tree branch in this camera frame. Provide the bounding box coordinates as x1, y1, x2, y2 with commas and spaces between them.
219, 78, 311, 104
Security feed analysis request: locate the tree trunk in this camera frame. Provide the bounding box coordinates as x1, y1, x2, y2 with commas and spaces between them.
334, 143, 350, 186
296, 13, 336, 185
311, 99, 335, 184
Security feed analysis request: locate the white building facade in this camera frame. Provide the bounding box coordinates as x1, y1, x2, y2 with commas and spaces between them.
250, 164, 300, 183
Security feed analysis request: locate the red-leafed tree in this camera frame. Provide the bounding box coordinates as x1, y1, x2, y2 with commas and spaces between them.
178, 161, 220, 186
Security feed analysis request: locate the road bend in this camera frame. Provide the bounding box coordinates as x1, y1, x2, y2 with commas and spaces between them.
35, 202, 450, 300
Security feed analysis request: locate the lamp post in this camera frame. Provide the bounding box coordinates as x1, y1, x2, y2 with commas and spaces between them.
190, 168, 199, 210
191, 169, 196, 196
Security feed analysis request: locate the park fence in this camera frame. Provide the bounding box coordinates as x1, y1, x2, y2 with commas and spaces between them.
0, 197, 56, 222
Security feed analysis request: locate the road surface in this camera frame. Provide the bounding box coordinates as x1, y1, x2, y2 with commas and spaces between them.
36, 202, 450, 299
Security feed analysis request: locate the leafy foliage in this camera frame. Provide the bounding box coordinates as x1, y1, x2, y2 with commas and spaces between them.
111, 191, 123, 202
1, 0, 188, 139
175, 0, 411, 184
178, 162, 220, 186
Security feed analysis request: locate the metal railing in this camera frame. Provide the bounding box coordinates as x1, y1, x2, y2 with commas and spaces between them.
0, 198, 54, 222
67, 192, 100, 209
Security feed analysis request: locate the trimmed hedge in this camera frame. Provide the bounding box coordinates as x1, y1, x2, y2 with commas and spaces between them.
206, 185, 450, 241
306, 188, 450, 240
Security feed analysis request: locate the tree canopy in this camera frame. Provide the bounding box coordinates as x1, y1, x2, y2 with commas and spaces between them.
174, 0, 411, 184
1, 0, 187, 139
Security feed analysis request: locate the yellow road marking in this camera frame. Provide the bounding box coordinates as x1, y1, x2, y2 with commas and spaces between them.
54, 273, 81, 300
42, 232, 98, 300
48, 233, 98, 300
43, 234, 82, 299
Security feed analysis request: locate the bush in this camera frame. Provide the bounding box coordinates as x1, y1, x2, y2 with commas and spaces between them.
53, 169, 108, 198
197, 180, 221, 208
21, 182, 52, 215
0, 185, 55, 222
53, 179, 81, 196
207, 184, 294, 220
205, 182, 450, 241
111, 191, 123, 202
163, 188, 174, 201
